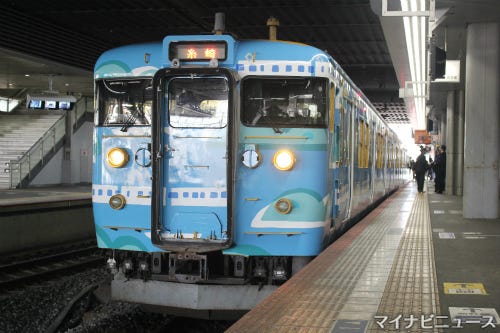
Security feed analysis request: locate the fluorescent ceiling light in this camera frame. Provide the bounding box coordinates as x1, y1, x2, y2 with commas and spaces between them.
401, 0, 428, 129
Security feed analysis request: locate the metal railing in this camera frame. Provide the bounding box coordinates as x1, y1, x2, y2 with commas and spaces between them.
72, 96, 93, 129
6, 115, 66, 188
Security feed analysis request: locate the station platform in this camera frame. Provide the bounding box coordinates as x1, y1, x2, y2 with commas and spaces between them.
0, 184, 91, 213
227, 181, 500, 332
0, 185, 94, 256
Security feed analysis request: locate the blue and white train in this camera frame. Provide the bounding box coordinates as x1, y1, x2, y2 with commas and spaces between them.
92, 18, 406, 318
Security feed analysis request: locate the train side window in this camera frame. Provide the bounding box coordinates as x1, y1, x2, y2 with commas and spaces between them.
357, 119, 370, 168
333, 86, 341, 164
364, 121, 370, 168
376, 132, 385, 169
388, 138, 393, 168
396, 147, 400, 169
357, 118, 363, 168
376, 133, 380, 169
344, 100, 352, 161
370, 121, 376, 167
329, 83, 335, 133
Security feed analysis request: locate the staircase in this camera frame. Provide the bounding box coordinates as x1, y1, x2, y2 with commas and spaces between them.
0, 113, 65, 189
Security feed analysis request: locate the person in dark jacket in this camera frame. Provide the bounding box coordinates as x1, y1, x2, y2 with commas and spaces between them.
434, 145, 447, 193
414, 148, 429, 193
427, 157, 434, 180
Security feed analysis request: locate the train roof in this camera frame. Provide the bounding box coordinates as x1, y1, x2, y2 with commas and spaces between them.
94, 42, 162, 79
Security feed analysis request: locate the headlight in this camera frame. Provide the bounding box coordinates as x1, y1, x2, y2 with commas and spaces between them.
106, 148, 129, 168
274, 198, 293, 214
109, 194, 126, 210
272, 149, 295, 171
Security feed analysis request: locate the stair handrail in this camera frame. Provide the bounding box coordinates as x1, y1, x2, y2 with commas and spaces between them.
6, 114, 67, 188
73, 96, 93, 127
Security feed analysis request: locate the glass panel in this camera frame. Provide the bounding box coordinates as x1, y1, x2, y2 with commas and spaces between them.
242, 77, 327, 127
0, 97, 19, 112
97, 79, 153, 126
167, 77, 228, 128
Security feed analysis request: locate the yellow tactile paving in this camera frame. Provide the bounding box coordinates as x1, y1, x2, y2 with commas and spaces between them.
367, 191, 441, 332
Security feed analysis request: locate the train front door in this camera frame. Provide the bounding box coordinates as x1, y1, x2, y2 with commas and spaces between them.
152, 69, 233, 251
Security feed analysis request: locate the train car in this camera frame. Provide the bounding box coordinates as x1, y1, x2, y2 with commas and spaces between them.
92, 17, 406, 318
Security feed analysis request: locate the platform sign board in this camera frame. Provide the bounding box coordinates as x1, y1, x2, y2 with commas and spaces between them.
449, 307, 499, 326
331, 320, 368, 333
434, 60, 461, 83
444, 283, 487, 295
414, 130, 432, 144
439, 232, 455, 239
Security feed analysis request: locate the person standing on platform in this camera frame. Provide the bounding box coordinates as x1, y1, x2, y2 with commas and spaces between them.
414, 147, 429, 193
427, 157, 434, 180
434, 145, 447, 193
409, 158, 416, 180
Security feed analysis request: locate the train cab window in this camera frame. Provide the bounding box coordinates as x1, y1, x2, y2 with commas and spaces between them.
97, 79, 153, 127
167, 76, 228, 128
242, 77, 327, 128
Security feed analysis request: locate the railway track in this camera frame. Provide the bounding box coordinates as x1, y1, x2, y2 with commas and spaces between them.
0, 241, 105, 292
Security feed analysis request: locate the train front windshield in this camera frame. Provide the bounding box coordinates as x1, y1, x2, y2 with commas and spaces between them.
96, 79, 153, 127
242, 77, 328, 127
167, 77, 228, 128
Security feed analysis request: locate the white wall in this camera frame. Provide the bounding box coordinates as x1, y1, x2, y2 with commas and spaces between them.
70, 121, 94, 184
30, 148, 64, 185
30, 121, 94, 186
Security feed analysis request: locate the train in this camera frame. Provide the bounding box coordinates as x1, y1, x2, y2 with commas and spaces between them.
92, 15, 407, 319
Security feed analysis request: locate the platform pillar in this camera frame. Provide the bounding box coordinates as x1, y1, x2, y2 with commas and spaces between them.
445, 90, 455, 195
463, 22, 499, 219
456, 89, 465, 196
440, 112, 446, 147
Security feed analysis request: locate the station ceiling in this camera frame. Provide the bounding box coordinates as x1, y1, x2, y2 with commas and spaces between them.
0, 0, 499, 127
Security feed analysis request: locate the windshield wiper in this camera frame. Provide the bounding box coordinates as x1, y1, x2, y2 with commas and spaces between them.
120, 105, 148, 131
120, 112, 137, 132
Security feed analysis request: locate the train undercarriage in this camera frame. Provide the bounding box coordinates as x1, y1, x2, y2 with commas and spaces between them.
106, 250, 312, 318
107, 249, 312, 285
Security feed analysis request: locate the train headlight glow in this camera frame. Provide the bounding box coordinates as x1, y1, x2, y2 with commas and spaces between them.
272, 149, 295, 171
106, 148, 129, 168
109, 194, 126, 210
274, 198, 293, 214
